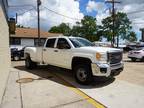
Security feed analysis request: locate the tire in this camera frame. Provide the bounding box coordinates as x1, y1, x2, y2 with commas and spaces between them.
25, 56, 37, 69
131, 58, 136, 62
74, 64, 93, 85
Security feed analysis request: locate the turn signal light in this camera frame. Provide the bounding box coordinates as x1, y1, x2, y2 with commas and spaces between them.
96, 53, 101, 60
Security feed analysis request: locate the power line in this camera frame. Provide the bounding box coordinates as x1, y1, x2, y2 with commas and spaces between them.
9, 6, 77, 25
43, 6, 81, 21
17, 8, 35, 16
8, 5, 81, 21
8, 4, 35, 8
8, 4, 36, 16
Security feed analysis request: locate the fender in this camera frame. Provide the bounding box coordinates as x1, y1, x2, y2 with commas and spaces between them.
24, 47, 37, 62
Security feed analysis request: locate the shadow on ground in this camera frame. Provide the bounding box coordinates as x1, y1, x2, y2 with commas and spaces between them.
14, 65, 115, 89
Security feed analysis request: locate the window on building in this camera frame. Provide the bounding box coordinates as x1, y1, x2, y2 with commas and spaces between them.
10, 38, 21, 45
40, 39, 46, 45
34, 38, 46, 46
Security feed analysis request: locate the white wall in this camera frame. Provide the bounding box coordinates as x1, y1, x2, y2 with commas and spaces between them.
21, 38, 34, 46
0, 0, 10, 103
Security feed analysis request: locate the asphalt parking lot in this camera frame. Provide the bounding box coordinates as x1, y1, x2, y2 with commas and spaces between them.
1, 53, 144, 108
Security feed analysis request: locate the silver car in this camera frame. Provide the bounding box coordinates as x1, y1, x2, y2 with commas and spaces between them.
128, 47, 144, 62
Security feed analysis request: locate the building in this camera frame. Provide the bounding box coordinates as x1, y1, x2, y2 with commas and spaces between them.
0, 0, 10, 103
10, 28, 62, 46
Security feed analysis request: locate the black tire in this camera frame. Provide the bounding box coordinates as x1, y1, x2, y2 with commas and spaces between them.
25, 56, 37, 69
131, 58, 136, 62
74, 64, 93, 85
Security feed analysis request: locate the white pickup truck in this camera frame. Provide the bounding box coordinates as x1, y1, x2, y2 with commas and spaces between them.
24, 36, 124, 84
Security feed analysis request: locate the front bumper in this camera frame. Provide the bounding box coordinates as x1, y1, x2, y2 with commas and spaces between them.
91, 62, 124, 77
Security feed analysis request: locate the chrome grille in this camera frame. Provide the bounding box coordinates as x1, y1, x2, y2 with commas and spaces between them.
107, 52, 122, 64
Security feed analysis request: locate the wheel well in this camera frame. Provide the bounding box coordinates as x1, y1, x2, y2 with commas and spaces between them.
24, 53, 30, 58
72, 57, 92, 70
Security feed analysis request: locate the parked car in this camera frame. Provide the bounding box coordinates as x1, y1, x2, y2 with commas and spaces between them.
24, 36, 123, 85
10, 45, 25, 61
123, 45, 137, 52
128, 47, 144, 62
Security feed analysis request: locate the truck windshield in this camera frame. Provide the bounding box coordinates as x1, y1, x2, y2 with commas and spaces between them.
69, 37, 94, 48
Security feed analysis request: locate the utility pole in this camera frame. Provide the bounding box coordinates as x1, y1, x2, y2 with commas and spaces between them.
37, 0, 41, 46
16, 13, 18, 24
105, 0, 121, 47
140, 28, 144, 42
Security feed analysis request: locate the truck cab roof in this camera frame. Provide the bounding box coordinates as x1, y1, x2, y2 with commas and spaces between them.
47, 36, 81, 39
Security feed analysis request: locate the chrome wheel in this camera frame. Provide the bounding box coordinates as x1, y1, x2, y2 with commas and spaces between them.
76, 68, 87, 82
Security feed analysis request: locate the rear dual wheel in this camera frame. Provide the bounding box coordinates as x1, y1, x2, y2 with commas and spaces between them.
25, 56, 37, 69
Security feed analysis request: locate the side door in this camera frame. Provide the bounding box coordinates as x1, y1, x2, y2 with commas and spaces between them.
43, 38, 57, 65
54, 38, 72, 69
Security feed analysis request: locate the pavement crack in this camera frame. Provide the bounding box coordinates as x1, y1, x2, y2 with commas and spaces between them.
0, 70, 11, 107
18, 71, 24, 108
50, 98, 89, 108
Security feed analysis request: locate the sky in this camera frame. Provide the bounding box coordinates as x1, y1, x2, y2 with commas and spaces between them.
8, 0, 144, 41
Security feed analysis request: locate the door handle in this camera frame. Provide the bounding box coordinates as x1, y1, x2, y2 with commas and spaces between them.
43, 49, 46, 51
54, 50, 58, 52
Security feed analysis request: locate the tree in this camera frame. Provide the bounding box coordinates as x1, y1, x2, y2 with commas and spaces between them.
49, 16, 100, 41
49, 23, 71, 36
71, 16, 99, 41
127, 31, 137, 42
102, 12, 132, 44
49, 26, 61, 33
96, 25, 105, 41
71, 21, 82, 37
81, 16, 99, 41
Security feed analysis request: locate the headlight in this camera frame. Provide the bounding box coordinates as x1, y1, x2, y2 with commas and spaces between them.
96, 52, 107, 63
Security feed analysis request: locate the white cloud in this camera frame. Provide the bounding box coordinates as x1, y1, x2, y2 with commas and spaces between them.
86, 0, 106, 13
96, 10, 110, 25
121, 0, 144, 5
117, 1, 144, 40
8, 0, 84, 31
86, 0, 109, 25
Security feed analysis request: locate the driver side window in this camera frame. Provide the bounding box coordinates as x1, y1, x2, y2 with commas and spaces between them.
57, 38, 71, 49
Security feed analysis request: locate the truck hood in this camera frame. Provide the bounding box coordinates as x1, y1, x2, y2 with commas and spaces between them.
80, 46, 122, 53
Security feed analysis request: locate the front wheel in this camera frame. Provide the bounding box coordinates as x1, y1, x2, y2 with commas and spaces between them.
25, 56, 37, 69
74, 64, 93, 85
